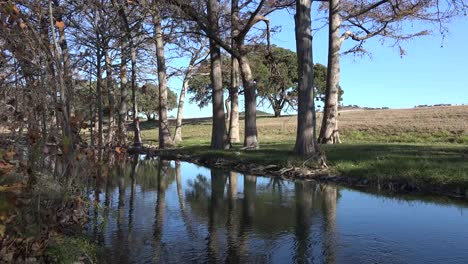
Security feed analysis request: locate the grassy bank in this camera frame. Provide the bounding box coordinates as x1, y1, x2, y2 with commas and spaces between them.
136, 106, 468, 196
139, 105, 468, 145
151, 142, 468, 195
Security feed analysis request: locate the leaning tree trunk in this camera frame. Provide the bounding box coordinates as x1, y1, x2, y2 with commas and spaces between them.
293, 0, 320, 156
174, 44, 202, 144
319, 0, 342, 145
154, 8, 174, 148
208, 0, 228, 150
173, 76, 189, 143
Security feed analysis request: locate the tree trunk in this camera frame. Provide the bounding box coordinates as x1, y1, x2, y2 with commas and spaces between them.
208, 0, 228, 150
174, 43, 205, 143
88, 61, 95, 147
118, 44, 128, 146
319, 0, 342, 145
105, 48, 115, 146
238, 52, 259, 149
274, 107, 282, 117
53, 0, 74, 117
229, 1, 241, 144
96, 51, 104, 160
154, 8, 174, 149
130, 40, 141, 147
225, 97, 231, 126
229, 57, 241, 144
117, 1, 129, 146
293, 0, 320, 156
48, 1, 72, 146
231, 0, 258, 149
173, 77, 188, 143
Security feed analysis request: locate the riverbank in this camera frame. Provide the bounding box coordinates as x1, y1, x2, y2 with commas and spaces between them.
133, 106, 468, 198
140, 143, 468, 199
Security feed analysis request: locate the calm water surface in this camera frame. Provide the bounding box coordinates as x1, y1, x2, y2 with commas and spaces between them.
87, 158, 468, 263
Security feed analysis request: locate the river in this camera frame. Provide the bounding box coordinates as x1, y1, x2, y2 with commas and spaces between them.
87, 158, 468, 264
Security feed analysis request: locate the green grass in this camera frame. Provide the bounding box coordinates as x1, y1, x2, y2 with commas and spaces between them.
323, 143, 468, 191
45, 234, 98, 264
156, 141, 468, 192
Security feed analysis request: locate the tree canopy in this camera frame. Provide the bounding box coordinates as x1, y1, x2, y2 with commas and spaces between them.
137, 84, 177, 120
188, 45, 344, 116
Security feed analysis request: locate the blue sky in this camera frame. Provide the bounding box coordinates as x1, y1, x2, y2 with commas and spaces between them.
168, 8, 468, 118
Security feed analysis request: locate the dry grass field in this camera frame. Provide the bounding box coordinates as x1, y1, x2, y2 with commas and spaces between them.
140, 105, 468, 145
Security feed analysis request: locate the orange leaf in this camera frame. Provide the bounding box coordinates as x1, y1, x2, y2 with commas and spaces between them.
19, 22, 26, 29
12, 5, 20, 15
55, 21, 65, 30
115, 147, 122, 154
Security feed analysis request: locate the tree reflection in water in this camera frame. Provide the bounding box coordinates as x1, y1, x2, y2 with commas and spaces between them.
88, 159, 339, 263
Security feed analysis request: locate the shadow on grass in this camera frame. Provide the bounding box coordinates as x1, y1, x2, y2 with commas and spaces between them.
323, 143, 468, 189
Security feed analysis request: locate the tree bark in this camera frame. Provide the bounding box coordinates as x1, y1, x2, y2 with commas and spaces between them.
208, 0, 228, 150
238, 52, 259, 149
154, 8, 174, 148
118, 44, 128, 146
319, 0, 342, 145
231, 0, 258, 149
53, 0, 74, 117
229, 58, 240, 144
293, 0, 320, 156
225, 97, 231, 126
117, 0, 129, 146
173, 76, 188, 143
105, 48, 115, 146
48, 0, 72, 145
229, 1, 241, 144
274, 107, 282, 117
96, 51, 104, 160
173, 47, 201, 143
130, 39, 141, 147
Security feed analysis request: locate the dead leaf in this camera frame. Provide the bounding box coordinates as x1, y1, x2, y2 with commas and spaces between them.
12, 5, 20, 15
115, 147, 122, 154
0, 161, 14, 174
3, 151, 16, 162
0, 182, 24, 194
55, 21, 65, 30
